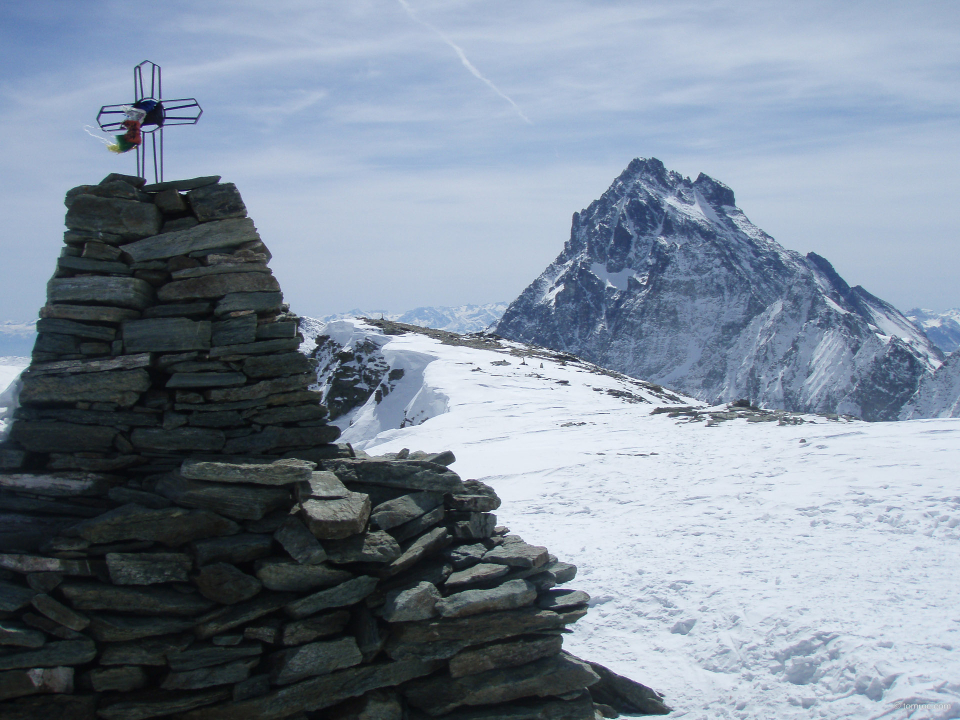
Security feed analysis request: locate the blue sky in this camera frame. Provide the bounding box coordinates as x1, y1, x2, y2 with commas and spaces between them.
1, 0, 958, 321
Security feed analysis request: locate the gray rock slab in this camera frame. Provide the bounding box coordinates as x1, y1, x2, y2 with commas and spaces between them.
75, 503, 239, 547
382, 582, 440, 623
389, 505, 445, 543
47, 275, 154, 310
204, 375, 310, 403
404, 652, 599, 716
172, 263, 269, 280
0, 581, 38, 612
448, 635, 564, 678
324, 530, 401, 565
194, 592, 295, 639
254, 558, 353, 592
181, 458, 315, 485
131, 427, 226, 452
0, 473, 114, 499
178, 658, 441, 720
0, 621, 46, 648
384, 527, 451, 577
18, 368, 150, 405
155, 472, 290, 521
256, 320, 297, 339
56, 255, 132, 275
248, 404, 328, 426
243, 352, 313, 379
293, 471, 349, 501
299, 493, 371, 540
0, 639, 97, 671
325, 459, 464, 493
537, 589, 590, 611
436, 579, 538, 619
122, 217, 260, 262
60, 581, 216, 616
99, 634, 193, 665
153, 187, 188, 214
35, 318, 117, 340
64, 194, 162, 239
444, 562, 510, 590
162, 657, 258, 690
443, 543, 488, 570
31, 593, 90, 631
97, 688, 231, 720
385, 607, 586, 662
0, 665, 74, 701
214, 291, 284, 316
39, 303, 141, 324
269, 636, 362, 686
86, 665, 148, 692
122, 317, 212, 353
193, 534, 273, 566
24, 352, 150, 376
0, 695, 99, 720
188, 182, 247, 222
484, 542, 549, 569
223, 425, 341, 454
87, 614, 197, 642
143, 175, 221, 192
449, 512, 498, 540
212, 314, 257, 346
167, 644, 264, 671
284, 575, 379, 620
158, 272, 280, 302
280, 610, 351, 646
195, 563, 263, 604
106, 552, 192, 585
584, 659, 672, 715
8, 421, 117, 453
371, 492, 443, 531
167, 372, 247, 388
274, 516, 327, 565
142, 301, 211, 317
207, 337, 302, 359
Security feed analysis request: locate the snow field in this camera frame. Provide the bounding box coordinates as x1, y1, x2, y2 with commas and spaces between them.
334, 323, 960, 720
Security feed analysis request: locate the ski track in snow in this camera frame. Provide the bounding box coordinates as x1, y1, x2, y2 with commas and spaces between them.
331, 323, 960, 720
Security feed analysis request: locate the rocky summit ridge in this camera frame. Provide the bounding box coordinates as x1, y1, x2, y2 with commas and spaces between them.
494, 158, 943, 421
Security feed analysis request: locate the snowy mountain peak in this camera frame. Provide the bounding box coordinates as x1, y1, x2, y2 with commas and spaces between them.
495, 158, 943, 421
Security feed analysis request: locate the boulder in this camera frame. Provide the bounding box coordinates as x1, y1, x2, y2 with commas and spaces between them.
299, 493, 371, 540
47, 276, 154, 310
381, 582, 440, 623
122, 217, 260, 262
64, 194, 162, 240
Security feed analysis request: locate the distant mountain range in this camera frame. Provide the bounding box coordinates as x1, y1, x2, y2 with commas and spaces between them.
305, 303, 508, 336
905, 308, 960, 354
494, 158, 949, 421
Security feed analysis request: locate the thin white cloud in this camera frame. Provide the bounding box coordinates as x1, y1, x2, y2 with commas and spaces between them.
396, 0, 533, 125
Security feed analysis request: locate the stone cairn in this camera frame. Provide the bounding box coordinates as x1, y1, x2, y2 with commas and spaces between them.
0, 175, 669, 719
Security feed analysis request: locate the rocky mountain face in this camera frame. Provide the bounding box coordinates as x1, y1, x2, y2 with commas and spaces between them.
900, 350, 960, 419
905, 308, 960, 354
494, 158, 943, 421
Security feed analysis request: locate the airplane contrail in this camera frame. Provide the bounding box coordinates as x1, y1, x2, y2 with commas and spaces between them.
397, 0, 533, 125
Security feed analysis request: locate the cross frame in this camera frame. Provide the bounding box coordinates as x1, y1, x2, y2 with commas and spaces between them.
97, 60, 202, 184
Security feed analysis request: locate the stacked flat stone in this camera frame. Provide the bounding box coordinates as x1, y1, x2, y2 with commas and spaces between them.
0, 174, 341, 477
0, 452, 671, 720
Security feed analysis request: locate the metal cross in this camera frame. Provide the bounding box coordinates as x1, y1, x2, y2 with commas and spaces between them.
97, 60, 203, 184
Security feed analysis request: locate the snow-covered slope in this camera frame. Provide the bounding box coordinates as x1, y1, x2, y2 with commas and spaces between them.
0, 356, 30, 440
306, 302, 507, 335
494, 158, 943, 421
901, 350, 960, 419
318, 319, 960, 720
906, 308, 960, 354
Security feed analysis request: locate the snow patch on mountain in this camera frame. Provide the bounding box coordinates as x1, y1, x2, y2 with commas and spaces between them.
313, 320, 960, 720
494, 158, 943, 421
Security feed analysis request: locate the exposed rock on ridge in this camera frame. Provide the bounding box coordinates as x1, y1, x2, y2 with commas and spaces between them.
494, 158, 942, 421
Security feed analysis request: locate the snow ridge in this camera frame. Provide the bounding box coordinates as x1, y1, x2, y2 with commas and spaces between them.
906, 308, 960, 354
494, 158, 943, 420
